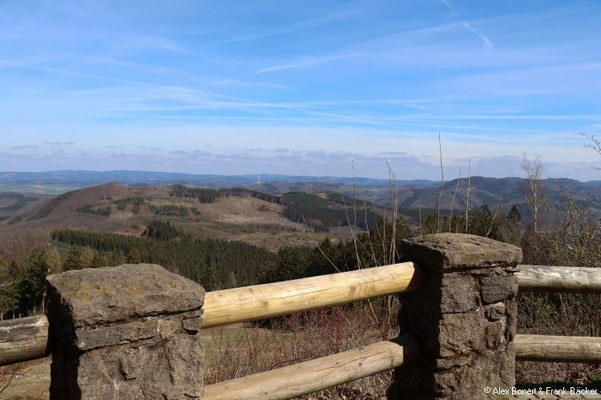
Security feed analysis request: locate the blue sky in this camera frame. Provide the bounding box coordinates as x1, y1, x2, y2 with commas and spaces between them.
1, 0, 601, 179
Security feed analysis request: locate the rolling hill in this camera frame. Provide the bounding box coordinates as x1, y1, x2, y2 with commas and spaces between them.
3, 171, 601, 257
0, 183, 389, 256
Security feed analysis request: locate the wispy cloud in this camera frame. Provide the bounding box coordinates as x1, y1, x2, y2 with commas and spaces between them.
461, 21, 494, 48
441, 0, 493, 48
441, 0, 458, 15
1, 0, 601, 177
45, 141, 74, 146
253, 52, 363, 74
225, 7, 365, 43
114, 34, 186, 53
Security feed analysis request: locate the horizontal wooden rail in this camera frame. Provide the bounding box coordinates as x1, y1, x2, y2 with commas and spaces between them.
202, 262, 420, 328
0, 315, 49, 366
204, 335, 419, 400
516, 265, 601, 293
0, 263, 419, 365
515, 334, 601, 362
5, 264, 601, 367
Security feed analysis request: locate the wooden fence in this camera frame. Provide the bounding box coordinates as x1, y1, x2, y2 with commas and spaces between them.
1, 251, 601, 398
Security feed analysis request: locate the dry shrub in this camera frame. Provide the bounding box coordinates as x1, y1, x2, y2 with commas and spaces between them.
517, 182, 601, 386
204, 303, 399, 399
516, 360, 601, 388
517, 291, 601, 386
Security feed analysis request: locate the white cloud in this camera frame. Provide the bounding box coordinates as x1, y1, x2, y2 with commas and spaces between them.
253, 52, 363, 74
461, 21, 493, 48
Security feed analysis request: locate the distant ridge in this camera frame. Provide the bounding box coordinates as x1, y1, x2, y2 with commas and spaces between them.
0, 170, 436, 194
3, 171, 601, 216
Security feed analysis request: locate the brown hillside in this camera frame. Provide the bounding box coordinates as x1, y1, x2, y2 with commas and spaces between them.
0, 184, 352, 256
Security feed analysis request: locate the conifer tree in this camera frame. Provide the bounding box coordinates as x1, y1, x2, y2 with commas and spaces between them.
126, 248, 142, 264
90, 251, 106, 268
63, 246, 84, 271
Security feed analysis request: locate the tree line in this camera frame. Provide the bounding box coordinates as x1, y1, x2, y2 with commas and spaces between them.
171, 184, 281, 204
51, 228, 278, 291
0, 204, 524, 320
171, 184, 380, 231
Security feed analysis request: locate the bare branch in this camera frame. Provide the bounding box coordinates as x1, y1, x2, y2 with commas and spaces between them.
449, 169, 461, 232
486, 194, 503, 238
437, 133, 445, 233
465, 160, 472, 233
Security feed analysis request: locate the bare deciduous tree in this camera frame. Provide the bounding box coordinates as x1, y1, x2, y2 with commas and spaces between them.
449, 169, 461, 232
465, 160, 472, 233
521, 153, 545, 263
437, 134, 445, 233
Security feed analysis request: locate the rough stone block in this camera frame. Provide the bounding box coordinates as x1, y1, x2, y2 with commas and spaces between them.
481, 275, 518, 303
485, 302, 506, 321
439, 311, 486, 357
485, 320, 506, 349
436, 355, 472, 370
506, 298, 518, 341
434, 372, 458, 396
391, 234, 519, 400
47, 264, 206, 400
401, 233, 522, 271
441, 273, 477, 313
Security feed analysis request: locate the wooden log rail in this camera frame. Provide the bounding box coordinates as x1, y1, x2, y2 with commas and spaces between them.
204, 336, 419, 400
0, 262, 419, 366
515, 334, 601, 363
1, 263, 601, 367
0, 315, 49, 365
203, 261, 420, 328
516, 265, 601, 293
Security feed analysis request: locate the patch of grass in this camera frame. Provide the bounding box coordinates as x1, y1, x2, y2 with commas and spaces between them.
203, 305, 394, 399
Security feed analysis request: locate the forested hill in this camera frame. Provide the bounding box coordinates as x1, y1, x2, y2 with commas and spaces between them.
0, 183, 390, 258
367, 176, 601, 217
51, 229, 277, 291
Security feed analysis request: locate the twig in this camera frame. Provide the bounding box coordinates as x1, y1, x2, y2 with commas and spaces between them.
465, 160, 472, 233
418, 195, 423, 236
300, 215, 341, 273
0, 366, 18, 394
437, 133, 445, 233
449, 169, 461, 232
486, 194, 503, 237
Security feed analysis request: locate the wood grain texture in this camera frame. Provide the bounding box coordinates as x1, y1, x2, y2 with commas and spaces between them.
204, 335, 419, 400
203, 262, 420, 328
515, 334, 601, 362
516, 265, 601, 293
0, 315, 49, 366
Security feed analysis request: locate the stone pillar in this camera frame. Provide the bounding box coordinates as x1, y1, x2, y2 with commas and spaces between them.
388, 233, 521, 400
47, 263, 205, 400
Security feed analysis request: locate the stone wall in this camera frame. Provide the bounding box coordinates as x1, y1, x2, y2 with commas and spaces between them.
388, 233, 522, 400
46, 263, 205, 400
